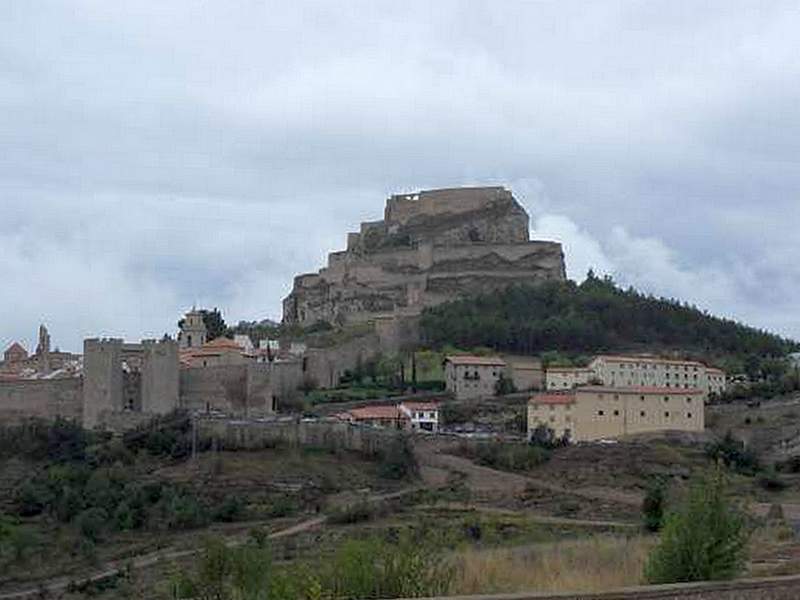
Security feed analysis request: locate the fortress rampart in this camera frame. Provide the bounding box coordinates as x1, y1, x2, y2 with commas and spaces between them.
283, 186, 566, 326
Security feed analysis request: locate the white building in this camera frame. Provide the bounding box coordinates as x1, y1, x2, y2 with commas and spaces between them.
399, 401, 440, 432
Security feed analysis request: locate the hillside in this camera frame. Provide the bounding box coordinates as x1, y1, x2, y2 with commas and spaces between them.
420, 273, 796, 370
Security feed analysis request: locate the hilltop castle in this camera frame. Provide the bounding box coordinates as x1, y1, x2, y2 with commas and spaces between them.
283, 186, 566, 326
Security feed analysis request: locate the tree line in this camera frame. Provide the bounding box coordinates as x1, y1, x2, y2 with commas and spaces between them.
420, 273, 797, 370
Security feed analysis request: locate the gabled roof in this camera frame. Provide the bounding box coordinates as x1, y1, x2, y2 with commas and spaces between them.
4, 342, 27, 355
444, 355, 506, 367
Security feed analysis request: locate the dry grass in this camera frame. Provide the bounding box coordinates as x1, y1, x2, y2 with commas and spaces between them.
451, 535, 654, 595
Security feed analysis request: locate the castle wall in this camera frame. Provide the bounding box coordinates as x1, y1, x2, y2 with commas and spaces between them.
198, 418, 399, 457
179, 364, 276, 416
0, 378, 82, 424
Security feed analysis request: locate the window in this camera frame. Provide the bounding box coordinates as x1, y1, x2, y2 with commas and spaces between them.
640, 395, 645, 401
613, 410, 619, 416
665, 411, 670, 417
640, 410, 646, 417
663, 396, 669, 402
549, 416, 555, 422
687, 412, 692, 418
598, 410, 605, 416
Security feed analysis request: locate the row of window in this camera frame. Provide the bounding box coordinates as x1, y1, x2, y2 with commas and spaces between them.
597, 409, 693, 418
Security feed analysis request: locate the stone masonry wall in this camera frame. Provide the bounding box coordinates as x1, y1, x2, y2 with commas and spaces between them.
0, 378, 82, 424
198, 418, 399, 457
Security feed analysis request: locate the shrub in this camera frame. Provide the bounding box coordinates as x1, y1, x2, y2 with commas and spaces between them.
757, 468, 788, 492
213, 496, 244, 523
76, 507, 108, 543
465, 441, 550, 472
378, 436, 418, 480
705, 431, 760, 475
529, 424, 570, 450
644, 471, 748, 584
642, 479, 666, 532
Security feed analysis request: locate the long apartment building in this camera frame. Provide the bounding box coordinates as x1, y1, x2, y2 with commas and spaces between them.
544, 354, 727, 399
528, 386, 705, 443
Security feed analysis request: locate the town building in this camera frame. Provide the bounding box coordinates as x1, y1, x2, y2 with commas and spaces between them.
543, 354, 727, 400
528, 386, 705, 443
545, 367, 595, 390
444, 355, 507, 400
398, 401, 440, 432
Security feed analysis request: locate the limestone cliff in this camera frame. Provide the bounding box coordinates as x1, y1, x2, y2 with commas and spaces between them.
282, 186, 566, 326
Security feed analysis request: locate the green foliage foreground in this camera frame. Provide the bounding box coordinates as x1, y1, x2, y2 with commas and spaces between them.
645, 472, 749, 584
170, 533, 454, 600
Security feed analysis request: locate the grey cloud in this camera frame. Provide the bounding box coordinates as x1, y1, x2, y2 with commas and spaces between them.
1, 1, 799, 351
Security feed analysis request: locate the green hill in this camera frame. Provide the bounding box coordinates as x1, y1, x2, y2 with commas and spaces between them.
419, 273, 796, 372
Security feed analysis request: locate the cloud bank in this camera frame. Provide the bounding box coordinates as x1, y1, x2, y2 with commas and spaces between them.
1, 1, 799, 351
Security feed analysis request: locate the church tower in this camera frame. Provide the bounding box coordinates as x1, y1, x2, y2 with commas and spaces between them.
178, 308, 207, 349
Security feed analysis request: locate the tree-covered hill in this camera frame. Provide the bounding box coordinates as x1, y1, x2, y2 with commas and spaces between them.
420, 273, 797, 371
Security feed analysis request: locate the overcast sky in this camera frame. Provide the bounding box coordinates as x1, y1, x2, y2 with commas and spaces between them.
2, 1, 799, 353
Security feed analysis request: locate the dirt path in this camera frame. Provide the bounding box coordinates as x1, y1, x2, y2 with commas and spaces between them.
0, 487, 419, 600
418, 502, 639, 529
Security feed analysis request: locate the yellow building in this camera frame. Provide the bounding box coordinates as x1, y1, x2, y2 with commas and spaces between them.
528, 386, 704, 443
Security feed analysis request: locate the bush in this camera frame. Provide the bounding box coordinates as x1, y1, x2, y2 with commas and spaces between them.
464, 441, 550, 471
757, 468, 788, 492
378, 436, 418, 480
529, 424, 570, 450
642, 479, 666, 532
213, 496, 244, 523
644, 471, 748, 584
76, 507, 108, 543
705, 431, 760, 475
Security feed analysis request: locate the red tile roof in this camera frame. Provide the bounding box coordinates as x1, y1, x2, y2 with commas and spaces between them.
529, 392, 576, 405
546, 367, 593, 372
4, 342, 27, 356
345, 405, 408, 421
445, 355, 506, 367
578, 386, 704, 395
591, 355, 705, 367
401, 401, 440, 411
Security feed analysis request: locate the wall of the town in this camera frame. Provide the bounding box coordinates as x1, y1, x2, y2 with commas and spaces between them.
198, 418, 398, 457
0, 378, 82, 423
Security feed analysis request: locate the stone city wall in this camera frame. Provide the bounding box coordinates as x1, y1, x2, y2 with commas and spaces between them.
0, 378, 82, 424
198, 418, 398, 456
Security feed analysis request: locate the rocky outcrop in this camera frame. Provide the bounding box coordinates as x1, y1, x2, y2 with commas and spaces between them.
283, 186, 566, 326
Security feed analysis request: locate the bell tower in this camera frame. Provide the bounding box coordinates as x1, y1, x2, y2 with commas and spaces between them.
178, 308, 207, 349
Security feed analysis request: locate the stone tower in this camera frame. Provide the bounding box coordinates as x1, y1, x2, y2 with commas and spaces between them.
141, 339, 179, 414
82, 339, 123, 429
36, 324, 51, 374
178, 308, 207, 349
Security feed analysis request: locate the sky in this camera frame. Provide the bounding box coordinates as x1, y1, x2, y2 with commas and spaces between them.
2, 1, 799, 353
